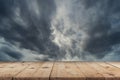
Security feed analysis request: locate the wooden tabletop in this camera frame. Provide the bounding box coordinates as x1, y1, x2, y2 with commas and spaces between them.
0, 62, 120, 80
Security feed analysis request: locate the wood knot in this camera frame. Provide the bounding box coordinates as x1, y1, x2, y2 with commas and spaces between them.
108, 73, 114, 76
106, 66, 110, 68
65, 66, 70, 68
42, 67, 49, 68
29, 67, 35, 69
9, 67, 14, 68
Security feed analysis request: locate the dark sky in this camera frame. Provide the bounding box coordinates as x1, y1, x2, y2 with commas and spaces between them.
0, 0, 120, 61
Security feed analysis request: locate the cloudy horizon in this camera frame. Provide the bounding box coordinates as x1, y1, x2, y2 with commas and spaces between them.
0, 0, 120, 61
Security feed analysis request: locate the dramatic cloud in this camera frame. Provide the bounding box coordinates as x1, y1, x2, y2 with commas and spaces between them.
0, 0, 120, 61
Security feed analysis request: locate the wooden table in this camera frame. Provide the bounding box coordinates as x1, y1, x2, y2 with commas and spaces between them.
0, 62, 120, 80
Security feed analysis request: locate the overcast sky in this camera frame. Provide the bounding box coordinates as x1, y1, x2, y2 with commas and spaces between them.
0, 0, 120, 61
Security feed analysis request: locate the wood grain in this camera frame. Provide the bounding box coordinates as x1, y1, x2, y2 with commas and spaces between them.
86, 62, 119, 80
14, 62, 43, 80
0, 62, 120, 80
76, 62, 104, 80
98, 62, 120, 80
33, 62, 54, 80
50, 62, 85, 80
0, 62, 29, 80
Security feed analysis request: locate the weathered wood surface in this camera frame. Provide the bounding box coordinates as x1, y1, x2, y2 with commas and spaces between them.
0, 62, 120, 80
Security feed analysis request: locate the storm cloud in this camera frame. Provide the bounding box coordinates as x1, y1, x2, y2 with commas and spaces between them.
0, 0, 120, 61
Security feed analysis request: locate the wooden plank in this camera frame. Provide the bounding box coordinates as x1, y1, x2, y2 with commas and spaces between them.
13, 62, 54, 80
0, 62, 13, 68
86, 62, 118, 80
14, 62, 43, 80
0, 62, 14, 80
76, 62, 104, 80
97, 62, 120, 80
0, 62, 29, 80
33, 62, 54, 80
0, 62, 120, 80
107, 62, 120, 68
50, 62, 85, 80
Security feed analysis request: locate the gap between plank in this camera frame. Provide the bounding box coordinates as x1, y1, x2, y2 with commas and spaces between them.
49, 62, 55, 80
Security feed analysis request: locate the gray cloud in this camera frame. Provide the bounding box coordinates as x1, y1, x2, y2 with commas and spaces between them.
0, 0, 120, 61
0, 0, 60, 61
51, 0, 120, 60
